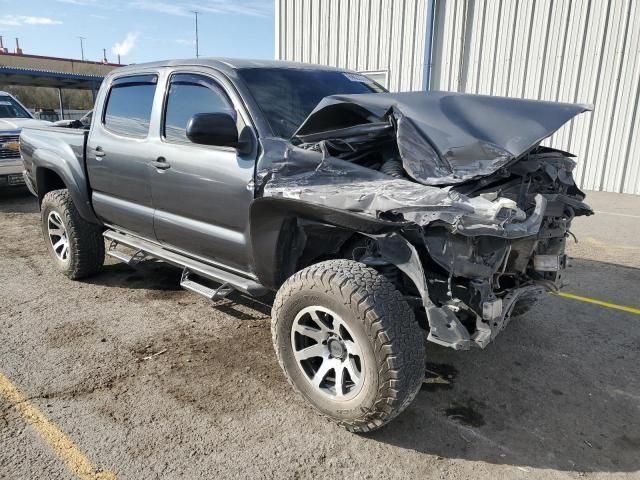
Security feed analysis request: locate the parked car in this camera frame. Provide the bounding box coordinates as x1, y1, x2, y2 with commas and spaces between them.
0, 91, 50, 187
19, 59, 592, 432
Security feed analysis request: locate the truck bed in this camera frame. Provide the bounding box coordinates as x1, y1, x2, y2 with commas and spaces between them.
20, 126, 96, 222
20, 125, 87, 177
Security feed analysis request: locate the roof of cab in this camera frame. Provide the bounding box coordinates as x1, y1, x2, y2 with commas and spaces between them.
111, 58, 347, 76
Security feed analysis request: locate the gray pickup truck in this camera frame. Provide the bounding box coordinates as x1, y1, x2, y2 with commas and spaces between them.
20, 58, 592, 432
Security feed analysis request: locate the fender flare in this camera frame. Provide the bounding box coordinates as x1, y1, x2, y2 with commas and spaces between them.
33, 148, 100, 225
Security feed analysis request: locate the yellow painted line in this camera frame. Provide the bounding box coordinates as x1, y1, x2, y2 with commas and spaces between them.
554, 292, 640, 315
593, 210, 640, 219
0, 372, 115, 480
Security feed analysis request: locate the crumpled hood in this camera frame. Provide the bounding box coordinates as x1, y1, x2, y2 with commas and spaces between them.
0, 118, 50, 132
293, 91, 591, 185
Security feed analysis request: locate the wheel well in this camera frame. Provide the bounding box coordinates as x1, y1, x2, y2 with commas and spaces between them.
36, 168, 66, 204
287, 226, 366, 277
291, 227, 430, 331
286, 225, 427, 324
249, 196, 402, 289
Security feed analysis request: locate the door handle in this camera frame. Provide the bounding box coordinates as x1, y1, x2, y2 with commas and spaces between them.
94, 146, 106, 158
151, 157, 171, 170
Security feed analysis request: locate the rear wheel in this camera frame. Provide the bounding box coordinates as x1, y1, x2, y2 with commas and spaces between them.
41, 189, 104, 279
271, 260, 426, 432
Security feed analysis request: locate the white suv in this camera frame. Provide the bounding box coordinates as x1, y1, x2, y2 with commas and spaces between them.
0, 91, 49, 187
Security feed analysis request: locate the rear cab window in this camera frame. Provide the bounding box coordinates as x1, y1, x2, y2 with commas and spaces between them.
103, 75, 157, 137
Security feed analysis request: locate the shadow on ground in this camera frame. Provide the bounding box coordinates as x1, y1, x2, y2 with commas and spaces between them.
0, 187, 38, 214
87, 260, 184, 291
89, 259, 274, 320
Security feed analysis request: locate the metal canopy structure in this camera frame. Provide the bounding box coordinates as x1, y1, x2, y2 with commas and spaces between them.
0, 66, 103, 90
0, 66, 104, 119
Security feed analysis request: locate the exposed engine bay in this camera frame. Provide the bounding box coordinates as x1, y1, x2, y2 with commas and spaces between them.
254, 91, 593, 350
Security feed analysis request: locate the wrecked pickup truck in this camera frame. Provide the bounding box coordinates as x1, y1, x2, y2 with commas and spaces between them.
19, 59, 592, 432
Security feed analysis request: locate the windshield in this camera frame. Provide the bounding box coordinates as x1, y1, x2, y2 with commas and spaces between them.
237, 68, 385, 138
0, 95, 31, 119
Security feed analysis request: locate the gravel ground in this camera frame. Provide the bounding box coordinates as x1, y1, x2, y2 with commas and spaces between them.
1, 187, 639, 480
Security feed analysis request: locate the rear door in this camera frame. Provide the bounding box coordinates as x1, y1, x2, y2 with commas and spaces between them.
86, 74, 158, 238
149, 70, 256, 272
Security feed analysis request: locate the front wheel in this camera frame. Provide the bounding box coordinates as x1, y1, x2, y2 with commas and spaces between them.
41, 189, 104, 279
271, 260, 426, 432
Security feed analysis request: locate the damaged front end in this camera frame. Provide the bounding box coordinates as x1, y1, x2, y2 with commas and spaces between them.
253, 91, 593, 350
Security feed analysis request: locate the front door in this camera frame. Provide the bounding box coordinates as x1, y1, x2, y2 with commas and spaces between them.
149, 72, 256, 273
87, 74, 158, 238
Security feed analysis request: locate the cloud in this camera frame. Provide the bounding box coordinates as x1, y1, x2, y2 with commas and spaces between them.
134, 1, 189, 16
0, 15, 63, 26
132, 0, 271, 17
176, 38, 196, 46
22, 16, 63, 25
111, 32, 139, 57
55, 0, 96, 4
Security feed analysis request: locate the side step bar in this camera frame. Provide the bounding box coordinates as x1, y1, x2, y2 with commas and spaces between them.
180, 269, 233, 301
103, 230, 269, 298
107, 241, 147, 265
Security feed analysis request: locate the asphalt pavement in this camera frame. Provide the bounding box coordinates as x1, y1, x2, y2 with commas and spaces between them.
1, 187, 638, 479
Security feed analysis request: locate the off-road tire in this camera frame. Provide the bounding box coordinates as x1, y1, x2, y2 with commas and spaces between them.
41, 189, 104, 279
271, 259, 426, 432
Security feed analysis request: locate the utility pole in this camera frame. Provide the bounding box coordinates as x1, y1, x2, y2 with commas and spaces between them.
77, 36, 86, 61
191, 11, 199, 58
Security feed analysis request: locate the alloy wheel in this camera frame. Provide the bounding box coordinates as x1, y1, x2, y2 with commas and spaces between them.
47, 211, 69, 261
291, 306, 364, 400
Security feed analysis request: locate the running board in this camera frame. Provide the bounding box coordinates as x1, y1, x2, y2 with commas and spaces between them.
180, 269, 233, 301
103, 230, 268, 297
106, 240, 147, 265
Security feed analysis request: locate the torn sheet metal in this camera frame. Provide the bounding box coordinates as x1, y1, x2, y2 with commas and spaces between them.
258, 141, 547, 239
293, 91, 592, 186
360, 232, 473, 350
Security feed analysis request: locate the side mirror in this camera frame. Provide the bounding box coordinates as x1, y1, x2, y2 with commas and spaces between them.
186, 112, 238, 148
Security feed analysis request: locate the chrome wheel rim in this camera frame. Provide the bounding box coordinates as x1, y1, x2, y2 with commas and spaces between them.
291, 306, 364, 400
47, 211, 69, 261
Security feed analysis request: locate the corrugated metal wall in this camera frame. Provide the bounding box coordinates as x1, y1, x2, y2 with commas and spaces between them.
276, 0, 639, 194
430, 0, 640, 194
275, 0, 430, 91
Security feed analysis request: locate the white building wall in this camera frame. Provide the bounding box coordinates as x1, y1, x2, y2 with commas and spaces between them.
275, 0, 430, 91
431, 0, 640, 194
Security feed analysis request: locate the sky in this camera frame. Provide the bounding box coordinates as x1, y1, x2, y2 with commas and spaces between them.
0, 0, 275, 64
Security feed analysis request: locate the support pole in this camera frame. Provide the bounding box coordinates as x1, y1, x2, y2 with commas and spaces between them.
58, 88, 65, 120
458, 0, 476, 92
191, 10, 200, 58
422, 0, 437, 90
194, 11, 199, 58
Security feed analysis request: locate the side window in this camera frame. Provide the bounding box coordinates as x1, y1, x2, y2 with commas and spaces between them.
163, 73, 236, 143
103, 75, 157, 137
